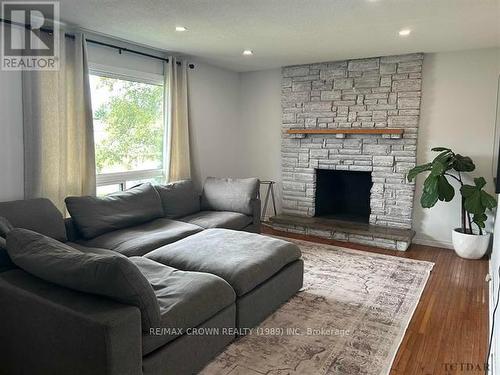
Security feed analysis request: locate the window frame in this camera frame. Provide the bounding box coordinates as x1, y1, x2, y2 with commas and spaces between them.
89, 63, 166, 191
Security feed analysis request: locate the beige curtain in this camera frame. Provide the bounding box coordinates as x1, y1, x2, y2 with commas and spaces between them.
164, 57, 191, 182
23, 33, 96, 213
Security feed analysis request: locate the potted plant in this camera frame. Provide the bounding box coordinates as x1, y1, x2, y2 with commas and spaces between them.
408, 147, 497, 259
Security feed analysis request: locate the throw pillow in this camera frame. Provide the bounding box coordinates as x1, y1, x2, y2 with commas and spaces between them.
201, 177, 260, 215
6, 228, 161, 331
154, 180, 200, 219
65, 183, 164, 239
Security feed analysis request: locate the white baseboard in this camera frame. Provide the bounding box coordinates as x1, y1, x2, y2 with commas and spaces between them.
412, 237, 454, 250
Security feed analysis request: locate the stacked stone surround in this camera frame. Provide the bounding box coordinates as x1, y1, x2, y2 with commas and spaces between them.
277, 53, 423, 249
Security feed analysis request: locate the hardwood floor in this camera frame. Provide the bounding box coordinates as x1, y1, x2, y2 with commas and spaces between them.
262, 225, 490, 375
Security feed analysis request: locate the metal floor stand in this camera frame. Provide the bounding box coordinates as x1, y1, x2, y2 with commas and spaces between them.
258, 180, 277, 221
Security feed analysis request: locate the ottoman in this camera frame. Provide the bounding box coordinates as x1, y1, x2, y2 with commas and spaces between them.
145, 228, 304, 328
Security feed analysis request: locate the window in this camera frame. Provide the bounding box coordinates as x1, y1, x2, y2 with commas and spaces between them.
89, 65, 166, 195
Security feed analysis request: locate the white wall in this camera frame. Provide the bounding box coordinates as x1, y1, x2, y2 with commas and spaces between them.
238, 47, 500, 247
239, 69, 282, 217
0, 27, 24, 202
415, 48, 500, 248
187, 60, 243, 189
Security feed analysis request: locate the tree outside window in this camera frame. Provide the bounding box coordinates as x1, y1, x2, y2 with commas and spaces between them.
89, 73, 165, 194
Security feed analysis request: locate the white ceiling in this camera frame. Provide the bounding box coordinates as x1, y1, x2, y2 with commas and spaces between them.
53, 0, 500, 71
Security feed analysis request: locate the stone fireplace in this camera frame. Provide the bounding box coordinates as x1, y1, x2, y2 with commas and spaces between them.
271, 53, 423, 250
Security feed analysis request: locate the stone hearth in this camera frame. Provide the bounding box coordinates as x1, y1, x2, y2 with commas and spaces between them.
270, 215, 415, 251
274, 53, 423, 250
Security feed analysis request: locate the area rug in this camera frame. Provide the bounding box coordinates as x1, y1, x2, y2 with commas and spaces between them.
201, 237, 434, 375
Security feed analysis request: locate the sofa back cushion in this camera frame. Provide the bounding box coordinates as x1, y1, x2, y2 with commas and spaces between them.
154, 180, 200, 219
0, 198, 67, 242
65, 183, 164, 240
6, 228, 161, 331
201, 177, 260, 216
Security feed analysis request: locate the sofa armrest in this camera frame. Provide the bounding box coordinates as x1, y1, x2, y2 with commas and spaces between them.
251, 198, 262, 232
0, 269, 142, 375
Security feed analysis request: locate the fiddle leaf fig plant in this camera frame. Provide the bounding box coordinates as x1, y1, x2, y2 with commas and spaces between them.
408, 147, 497, 235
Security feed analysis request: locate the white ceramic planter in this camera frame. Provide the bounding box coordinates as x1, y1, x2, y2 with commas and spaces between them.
451, 228, 491, 259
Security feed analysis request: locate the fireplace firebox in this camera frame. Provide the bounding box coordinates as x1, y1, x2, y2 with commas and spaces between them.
315, 169, 373, 223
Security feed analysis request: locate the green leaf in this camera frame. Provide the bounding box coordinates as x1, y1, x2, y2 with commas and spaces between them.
460, 185, 476, 198
473, 213, 487, 222
474, 177, 487, 189
407, 163, 432, 182
453, 154, 475, 172
423, 175, 439, 193
462, 179, 496, 217
421, 191, 439, 208
421, 175, 439, 208
480, 191, 497, 209
472, 213, 487, 229
434, 150, 453, 165
431, 147, 451, 152
430, 161, 446, 177
463, 190, 483, 215
437, 176, 455, 202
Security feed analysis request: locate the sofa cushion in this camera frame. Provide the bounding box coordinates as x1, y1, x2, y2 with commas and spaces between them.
154, 180, 200, 219
6, 228, 161, 331
132, 257, 235, 355
146, 229, 302, 296
65, 183, 164, 240
180, 211, 252, 231
65, 242, 120, 255
201, 177, 259, 216
0, 198, 67, 242
77, 218, 203, 257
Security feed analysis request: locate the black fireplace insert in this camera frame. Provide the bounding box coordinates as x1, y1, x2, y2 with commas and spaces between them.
315, 169, 372, 223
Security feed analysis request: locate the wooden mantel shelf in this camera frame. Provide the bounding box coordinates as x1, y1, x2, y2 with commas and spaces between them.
287, 128, 404, 138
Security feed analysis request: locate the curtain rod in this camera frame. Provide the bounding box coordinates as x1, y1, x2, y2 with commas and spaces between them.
0, 18, 194, 68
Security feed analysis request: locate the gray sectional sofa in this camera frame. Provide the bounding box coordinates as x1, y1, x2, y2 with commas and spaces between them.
0, 177, 304, 375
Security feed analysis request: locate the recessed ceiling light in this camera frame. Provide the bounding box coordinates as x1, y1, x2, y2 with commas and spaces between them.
175, 26, 187, 32
399, 29, 411, 36
242, 50, 253, 56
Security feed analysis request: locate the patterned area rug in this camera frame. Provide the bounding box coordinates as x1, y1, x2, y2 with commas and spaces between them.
201, 237, 434, 375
